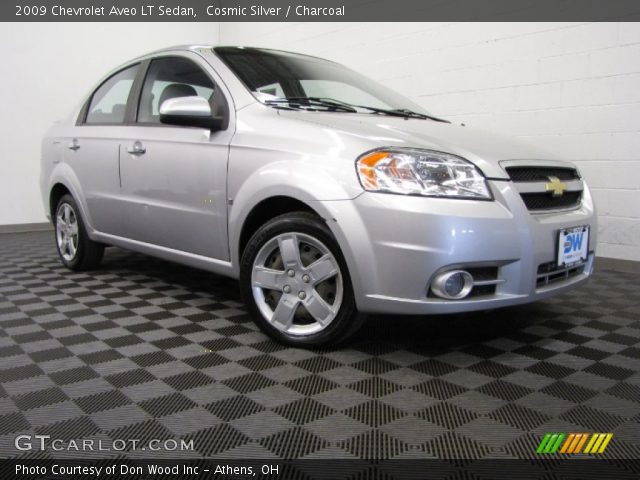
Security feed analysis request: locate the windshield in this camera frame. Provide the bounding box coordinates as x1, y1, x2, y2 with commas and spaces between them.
214, 46, 431, 115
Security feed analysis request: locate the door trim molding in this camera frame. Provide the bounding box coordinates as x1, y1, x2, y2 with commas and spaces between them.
94, 231, 237, 278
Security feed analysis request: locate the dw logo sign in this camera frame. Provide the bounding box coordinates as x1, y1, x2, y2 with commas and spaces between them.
564, 231, 585, 254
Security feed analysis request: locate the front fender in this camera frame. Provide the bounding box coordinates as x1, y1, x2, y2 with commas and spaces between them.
228, 158, 362, 274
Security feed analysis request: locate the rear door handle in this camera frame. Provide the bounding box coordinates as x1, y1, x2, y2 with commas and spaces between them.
127, 141, 146, 155
68, 139, 80, 151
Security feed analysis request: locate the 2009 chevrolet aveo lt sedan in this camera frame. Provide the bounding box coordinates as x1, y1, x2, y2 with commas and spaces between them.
41, 45, 596, 346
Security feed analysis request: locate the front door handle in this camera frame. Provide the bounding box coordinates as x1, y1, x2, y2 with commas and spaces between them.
127, 141, 146, 155
68, 139, 80, 151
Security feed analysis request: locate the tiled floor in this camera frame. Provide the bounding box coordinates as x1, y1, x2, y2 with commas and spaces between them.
0, 231, 638, 459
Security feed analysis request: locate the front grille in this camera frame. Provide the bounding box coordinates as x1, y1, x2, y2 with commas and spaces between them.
537, 261, 586, 288
505, 165, 583, 212
506, 166, 580, 182
521, 191, 582, 211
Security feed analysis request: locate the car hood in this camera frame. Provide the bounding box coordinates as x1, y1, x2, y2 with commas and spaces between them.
279, 110, 566, 179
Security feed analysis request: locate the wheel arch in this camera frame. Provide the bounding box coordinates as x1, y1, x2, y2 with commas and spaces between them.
231, 191, 369, 311
49, 183, 72, 219
237, 195, 322, 261
46, 165, 96, 237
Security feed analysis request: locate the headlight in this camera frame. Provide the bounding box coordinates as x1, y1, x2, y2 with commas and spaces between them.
356, 148, 491, 199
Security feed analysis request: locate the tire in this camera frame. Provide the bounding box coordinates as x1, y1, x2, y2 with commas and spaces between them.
54, 194, 104, 271
240, 212, 365, 347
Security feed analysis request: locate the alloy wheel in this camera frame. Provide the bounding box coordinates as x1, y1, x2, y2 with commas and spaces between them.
56, 203, 79, 262
251, 232, 343, 336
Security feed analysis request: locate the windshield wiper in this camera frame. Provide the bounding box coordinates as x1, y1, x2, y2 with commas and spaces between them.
306, 98, 449, 122
357, 106, 450, 123
262, 97, 357, 113
262, 96, 450, 123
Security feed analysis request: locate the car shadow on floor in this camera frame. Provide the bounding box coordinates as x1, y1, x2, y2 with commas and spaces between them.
357, 308, 544, 351
100, 246, 556, 353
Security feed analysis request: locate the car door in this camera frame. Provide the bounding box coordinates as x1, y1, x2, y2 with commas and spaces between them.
65, 63, 141, 235
117, 54, 233, 260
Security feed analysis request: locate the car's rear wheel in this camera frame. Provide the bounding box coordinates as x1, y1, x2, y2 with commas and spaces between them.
54, 194, 104, 271
240, 212, 364, 347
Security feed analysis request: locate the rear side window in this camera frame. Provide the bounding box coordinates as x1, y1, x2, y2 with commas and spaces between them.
137, 57, 215, 124
85, 64, 139, 124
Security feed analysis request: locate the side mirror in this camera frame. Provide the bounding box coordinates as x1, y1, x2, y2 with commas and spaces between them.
159, 96, 224, 130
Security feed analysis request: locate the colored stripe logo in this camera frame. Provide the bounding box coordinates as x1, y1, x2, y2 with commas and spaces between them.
537, 433, 613, 454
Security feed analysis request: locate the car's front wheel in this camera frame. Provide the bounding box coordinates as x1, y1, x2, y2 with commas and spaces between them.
240, 212, 364, 347
54, 194, 104, 271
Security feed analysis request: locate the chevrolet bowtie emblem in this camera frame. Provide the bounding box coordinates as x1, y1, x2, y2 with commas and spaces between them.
545, 176, 567, 197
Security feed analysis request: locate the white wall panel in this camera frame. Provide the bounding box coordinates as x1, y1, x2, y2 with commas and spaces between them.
0, 22, 219, 225
220, 22, 640, 261
2, 22, 638, 261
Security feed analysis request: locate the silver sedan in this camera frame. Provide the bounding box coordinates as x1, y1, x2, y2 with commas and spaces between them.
40, 45, 597, 346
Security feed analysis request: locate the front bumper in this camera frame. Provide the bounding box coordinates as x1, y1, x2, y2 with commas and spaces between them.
320, 179, 597, 315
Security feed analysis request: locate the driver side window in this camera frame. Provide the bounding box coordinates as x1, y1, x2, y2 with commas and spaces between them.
137, 57, 215, 124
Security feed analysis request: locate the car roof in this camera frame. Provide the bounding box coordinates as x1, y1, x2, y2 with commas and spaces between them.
137, 45, 338, 64
141, 44, 214, 56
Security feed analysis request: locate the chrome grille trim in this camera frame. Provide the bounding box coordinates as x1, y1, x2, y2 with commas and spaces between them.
473, 279, 506, 286
515, 179, 583, 194
500, 161, 584, 213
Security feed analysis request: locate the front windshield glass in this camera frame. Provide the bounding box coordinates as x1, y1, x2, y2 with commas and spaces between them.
214, 46, 430, 114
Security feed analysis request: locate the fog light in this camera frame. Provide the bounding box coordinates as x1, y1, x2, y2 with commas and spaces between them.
431, 270, 474, 300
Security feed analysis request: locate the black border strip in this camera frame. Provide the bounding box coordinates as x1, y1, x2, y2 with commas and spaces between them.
6, 0, 640, 22
5, 458, 640, 479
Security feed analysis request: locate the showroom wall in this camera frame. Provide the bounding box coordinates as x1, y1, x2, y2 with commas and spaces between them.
219, 22, 640, 261
0, 22, 219, 227
1, 22, 638, 262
